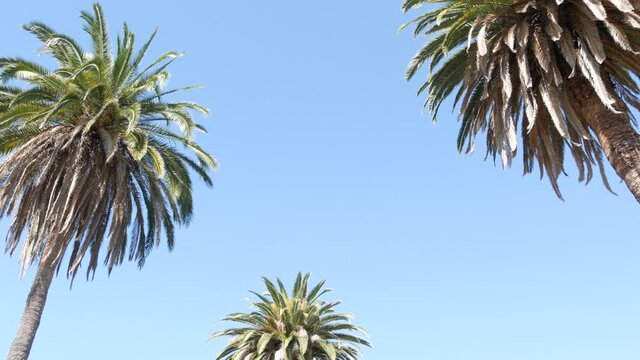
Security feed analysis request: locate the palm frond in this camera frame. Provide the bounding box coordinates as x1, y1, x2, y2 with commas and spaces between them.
212, 274, 370, 360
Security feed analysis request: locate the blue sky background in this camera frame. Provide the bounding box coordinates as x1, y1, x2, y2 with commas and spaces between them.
1, 1, 639, 359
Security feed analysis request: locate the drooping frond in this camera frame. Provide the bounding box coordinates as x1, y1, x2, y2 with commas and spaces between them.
23, 21, 85, 67
211, 273, 371, 360
404, 0, 640, 196
0, 2, 215, 279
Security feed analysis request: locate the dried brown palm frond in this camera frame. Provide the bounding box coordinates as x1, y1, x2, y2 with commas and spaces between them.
1, 125, 184, 279
404, 0, 640, 200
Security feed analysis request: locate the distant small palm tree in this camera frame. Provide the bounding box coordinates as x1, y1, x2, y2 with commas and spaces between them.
403, 0, 640, 201
211, 273, 371, 360
1, 4, 214, 360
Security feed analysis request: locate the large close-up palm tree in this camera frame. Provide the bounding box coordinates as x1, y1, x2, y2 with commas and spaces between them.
211, 273, 371, 360
1, 4, 215, 360
403, 0, 640, 201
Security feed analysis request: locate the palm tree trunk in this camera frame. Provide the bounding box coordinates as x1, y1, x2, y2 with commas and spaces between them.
6, 255, 56, 360
570, 79, 640, 203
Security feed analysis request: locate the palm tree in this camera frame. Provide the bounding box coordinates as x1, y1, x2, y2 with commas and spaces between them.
402, 0, 640, 201
1, 4, 215, 359
211, 273, 371, 360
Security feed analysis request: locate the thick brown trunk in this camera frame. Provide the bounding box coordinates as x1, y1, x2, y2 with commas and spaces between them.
6, 255, 56, 360
570, 79, 640, 203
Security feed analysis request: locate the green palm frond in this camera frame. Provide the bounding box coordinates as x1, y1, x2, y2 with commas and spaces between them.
404, 0, 640, 196
0, 2, 215, 279
211, 273, 371, 360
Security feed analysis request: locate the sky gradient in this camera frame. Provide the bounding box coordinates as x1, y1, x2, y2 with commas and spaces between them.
1, 1, 639, 359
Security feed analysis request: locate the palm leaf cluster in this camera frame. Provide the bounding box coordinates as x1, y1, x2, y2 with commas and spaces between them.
0, 3, 215, 278
211, 273, 370, 360
403, 0, 640, 196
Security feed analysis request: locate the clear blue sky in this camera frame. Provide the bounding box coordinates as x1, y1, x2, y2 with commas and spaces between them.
1, 1, 639, 359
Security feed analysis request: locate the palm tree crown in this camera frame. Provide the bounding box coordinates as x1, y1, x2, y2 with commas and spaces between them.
0, 3, 215, 279
211, 273, 371, 360
403, 0, 640, 197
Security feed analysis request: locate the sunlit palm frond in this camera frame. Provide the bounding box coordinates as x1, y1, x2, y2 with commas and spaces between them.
211, 273, 370, 360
